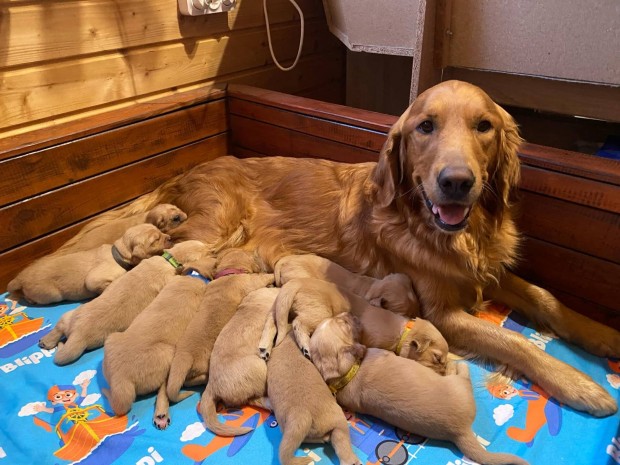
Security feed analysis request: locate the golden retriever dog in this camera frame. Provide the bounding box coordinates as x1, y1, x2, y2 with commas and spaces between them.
258, 277, 448, 374
58, 80, 618, 416
102, 256, 217, 428
267, 333, 361, 465
38, 240, 211, 365
7, 224, 171, 304
55, 203, 186, 254
310, 313, 529, 465
165, 249, 275, 403
199, 287, 279, 436
275, 254, 419, 316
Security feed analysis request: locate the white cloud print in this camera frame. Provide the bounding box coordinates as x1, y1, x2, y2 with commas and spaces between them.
493, 404, 514, 426
18, 402, 46, 417
80, 393, 101, 406
73, 370, 96, 385
181, 422, 206, 442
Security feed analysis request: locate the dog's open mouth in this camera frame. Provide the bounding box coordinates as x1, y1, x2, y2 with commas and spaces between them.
420, 185, 472, 232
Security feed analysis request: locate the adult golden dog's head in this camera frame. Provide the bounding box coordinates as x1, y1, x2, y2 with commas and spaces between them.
372, 80, 522, 233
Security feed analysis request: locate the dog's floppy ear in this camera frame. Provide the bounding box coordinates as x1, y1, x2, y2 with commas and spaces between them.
372, 111, 409, 208
485, 104, 523, 222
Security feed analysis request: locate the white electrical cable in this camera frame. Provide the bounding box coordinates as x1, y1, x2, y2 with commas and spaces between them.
263, 0, 305, 72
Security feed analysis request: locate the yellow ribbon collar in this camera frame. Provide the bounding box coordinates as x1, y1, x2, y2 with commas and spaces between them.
395, 319, 416, 356
328, 360, 361, 396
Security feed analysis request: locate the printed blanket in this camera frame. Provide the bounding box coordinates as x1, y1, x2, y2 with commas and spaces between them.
1, 294, 618, 465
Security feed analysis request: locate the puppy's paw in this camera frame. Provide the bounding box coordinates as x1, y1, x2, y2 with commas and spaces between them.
38, 336, 57, 350
153, 413, 171, 430
258, 347, 270, 361
301, 347, 311, 360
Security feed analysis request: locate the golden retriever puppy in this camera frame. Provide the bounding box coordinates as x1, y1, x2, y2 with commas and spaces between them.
267, 333, 361, 465
310, 313, 529, 465
275, 254, 419, 316
165, 249, 275, 403
38, 240, 211, 365
7, 224, 171, 304
199, 287, 279, 436
55, 203, 187, 254
102, 256, 217, 428
258, 278, 448, 374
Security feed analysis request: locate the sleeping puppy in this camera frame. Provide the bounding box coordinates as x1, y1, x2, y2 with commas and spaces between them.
275, 254, 419, 317
7, 224, 171, 304
310, 313, 529, 465
267, 333, 361, 465
199, 287, 279, 436
258, 277, 448, 374
102, 256, 217, 428
55, 203, 186, 254
165, 249, 275, 403
38, 240, 211, 365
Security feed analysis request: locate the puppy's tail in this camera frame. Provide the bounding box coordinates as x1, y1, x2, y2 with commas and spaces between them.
273, 280, 303, 347
278, 411, 313, 465
166, 351, 193, 403
199, 385, 252, 437
454, 432, 529, 465
102, 382, 135, 417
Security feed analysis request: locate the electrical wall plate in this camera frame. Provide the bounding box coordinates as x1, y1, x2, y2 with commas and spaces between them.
178, 0, 236, 16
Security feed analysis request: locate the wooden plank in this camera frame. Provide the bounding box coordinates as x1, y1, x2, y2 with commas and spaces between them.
517, 191, 620, 264
228, 98, 387, 152
0, 134, 227, 251
0, 100, 227, 206
519, 165, 620, 214
228, 84, 398, 133
517, 237, 620, 312
230, 115, 378, 163
445, 67, 620, 123
0, 87, 225, 161
0, 19, 340, 129
0, 0, 325, 68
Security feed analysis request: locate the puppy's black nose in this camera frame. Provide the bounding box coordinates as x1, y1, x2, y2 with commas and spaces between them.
437, 167, 475, 199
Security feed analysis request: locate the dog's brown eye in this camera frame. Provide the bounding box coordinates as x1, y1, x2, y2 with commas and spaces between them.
477, 120, 492, 132
417, 120, 434, 134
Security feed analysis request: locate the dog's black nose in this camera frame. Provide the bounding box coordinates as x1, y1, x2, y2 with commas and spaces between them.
437, 167, 475, 199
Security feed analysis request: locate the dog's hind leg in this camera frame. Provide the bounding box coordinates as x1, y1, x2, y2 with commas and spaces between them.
167, 351, 198, 402
53, 335, 88, 365
247, 396, 272, 411
39, 310, 74, 349
102, 381, 135, 416
329, 422, 362, 465
292, 319, 312, 360
153, 384, 172, 430
258, 314, 277, 360
278, 412, 313, 465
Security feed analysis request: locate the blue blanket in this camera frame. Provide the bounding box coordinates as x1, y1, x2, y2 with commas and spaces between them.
1, 295, 618, 465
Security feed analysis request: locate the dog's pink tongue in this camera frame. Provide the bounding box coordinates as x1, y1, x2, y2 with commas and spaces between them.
437, 205, 468, 225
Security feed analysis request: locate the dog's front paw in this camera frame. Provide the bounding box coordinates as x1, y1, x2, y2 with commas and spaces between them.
301, 347, 311, 360
258, 347, 270, 361
584, 326, 620, 358
153, 413, 171, 430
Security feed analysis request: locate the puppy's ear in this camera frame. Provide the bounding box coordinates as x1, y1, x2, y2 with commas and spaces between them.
348, 342, 366, 361
485, 104, 523, 223
372, 112, 408, 208
410, 336, 430, 355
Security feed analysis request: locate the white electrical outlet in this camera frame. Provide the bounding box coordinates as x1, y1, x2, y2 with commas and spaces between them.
178, 0, 236, 16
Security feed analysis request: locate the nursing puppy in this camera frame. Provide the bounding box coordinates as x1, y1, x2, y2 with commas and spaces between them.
102, 256, 217, 428
258, 277, 448, 374
166, 249, 275, 403
267, 333, 361, 465
55, 203, 187, 254
38, 240, 211, 365
7, 224, 171, 304
310, 314, 529, 465
275, 254, 419, 317
199, 287, 279, 436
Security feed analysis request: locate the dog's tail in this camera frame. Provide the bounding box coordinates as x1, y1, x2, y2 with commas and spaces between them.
166, 351, 194, 403
199, 384, 253, 437
273, 280, 303, 347
454, 432, 529, 465
278, 411, 313, 465
102, 382, 136, 417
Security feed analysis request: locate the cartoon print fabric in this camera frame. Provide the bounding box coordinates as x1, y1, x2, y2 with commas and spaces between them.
1, 296, 619, 465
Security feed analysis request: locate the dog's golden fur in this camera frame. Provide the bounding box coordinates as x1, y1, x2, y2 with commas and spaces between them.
8, 223, 171, 304
268, 333, 361, 465
57, 80, 620, 416
38, 240, 211, 365
309, 314, 528, 465
275, 254, 419, 316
